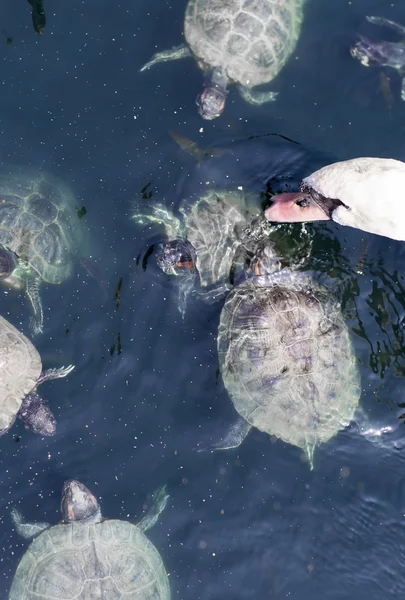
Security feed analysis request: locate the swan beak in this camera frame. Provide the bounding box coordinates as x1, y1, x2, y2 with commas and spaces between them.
264, 192, 330, 223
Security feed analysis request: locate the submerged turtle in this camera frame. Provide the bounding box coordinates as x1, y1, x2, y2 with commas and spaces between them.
351, 16, 405, 101
0, 168, 82, 334
203, 248, 361, 469
10, 480, 170, 599
0, 315, 74, 437
140, 0, 304, 119
132, 188, 272, 315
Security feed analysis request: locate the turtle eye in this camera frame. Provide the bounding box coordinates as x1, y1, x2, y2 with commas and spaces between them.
296, 197, 310, 208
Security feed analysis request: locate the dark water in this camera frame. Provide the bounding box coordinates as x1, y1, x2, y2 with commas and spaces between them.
1, 0, 405, 598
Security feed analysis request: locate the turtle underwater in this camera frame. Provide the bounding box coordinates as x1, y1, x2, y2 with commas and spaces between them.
0, 315, 74, 437
9, 480, 171, 599
200, 247, 361, 469
132, 188, 273, 316
0, 168, 84, 334
351, 16, 405, 101
140, 0, 304, 119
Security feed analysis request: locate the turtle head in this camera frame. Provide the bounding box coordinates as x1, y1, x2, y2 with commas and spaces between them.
61, 480, 101, 524
196, 86, 227, 120
0, 247, 17, 280
350, 36, 388, 67
156, 240, 197, 276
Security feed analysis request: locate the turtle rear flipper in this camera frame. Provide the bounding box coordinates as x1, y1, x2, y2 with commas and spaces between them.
140, 44, 192, 72
11, 507, 49, 539
139, 485, 169, 532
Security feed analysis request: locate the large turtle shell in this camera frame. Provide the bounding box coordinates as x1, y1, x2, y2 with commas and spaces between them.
0, 316, 41, 434
9, 519, 171, 599
185, 0, 303, 86
0, 169, 80, 284
184, 189, 262, 288
218, 270, 361, 453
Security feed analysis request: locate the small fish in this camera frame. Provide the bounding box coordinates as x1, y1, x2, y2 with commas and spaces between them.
379, 72, 393, 116
142, 245, 154, 271
140, 182, 153, 200
80, 258, 109, 296
117, 332, 122, 355
169, 130, 226, 163
27, 0, 46, 35
76, 206, 87, 219
114, 276, 123, 311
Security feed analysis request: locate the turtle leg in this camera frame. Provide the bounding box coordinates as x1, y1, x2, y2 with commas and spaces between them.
25, 275, 44, 335
138, 485, 170, 532
11, 506, 50, 539
37, 364, 75, 385
401, 74, 405, 101
195, 416, 252, 452
131, 204, 182, 240
366, 16, 405, 36
17, 392, 56, 436
304, 442, 315, 471
237, 85, 278, 105
140, 44, 192, 72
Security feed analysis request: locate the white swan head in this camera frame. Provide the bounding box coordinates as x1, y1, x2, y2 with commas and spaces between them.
264, 157, 405, 240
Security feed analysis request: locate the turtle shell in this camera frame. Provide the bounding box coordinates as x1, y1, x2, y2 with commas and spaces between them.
185, 0, 303, 86
0, 169, 80, 284
184, 189, 262, 288
9, 519, 171, 599
218, 270, 361, 453
0, 316, 41, 434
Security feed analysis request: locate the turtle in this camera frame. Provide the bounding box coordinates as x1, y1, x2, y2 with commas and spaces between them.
351, 16, 405, 101
140, 0, 304, 119
0, 315, 74, 437
0, 168, 83, 334
9, 479, 171, 599
132, 188, 282, 316
200, 248, 361, 469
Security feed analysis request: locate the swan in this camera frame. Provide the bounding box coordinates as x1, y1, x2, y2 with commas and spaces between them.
264, 157, 405, 240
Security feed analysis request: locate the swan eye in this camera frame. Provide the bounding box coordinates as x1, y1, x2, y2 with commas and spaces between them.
296, 197, 310, 208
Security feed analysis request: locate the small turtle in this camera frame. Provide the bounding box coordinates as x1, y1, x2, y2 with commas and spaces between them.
351, 16, 405, 101
132, 188, 276, 315
0, 315, 74, 437
200, 248, 361, 469
0, 168, 83, 334
9, 480, 171, 599
140, 0, 304, 119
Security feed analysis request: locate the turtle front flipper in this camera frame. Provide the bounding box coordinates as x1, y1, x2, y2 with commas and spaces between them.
37, 364, 75, 385
11, 507, 49, 539
17, 392, 56, 436
25, 275, 44, 335
138, 485, 170, 532
131, 203, 183, 240
366, 15, 405, 36
140, 44, 192, 72
237, 85, 278, 106
195, 416, 252, 452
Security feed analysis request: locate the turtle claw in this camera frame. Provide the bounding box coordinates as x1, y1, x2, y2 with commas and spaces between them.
29, 315, 43, 336
37, 365, 75, 385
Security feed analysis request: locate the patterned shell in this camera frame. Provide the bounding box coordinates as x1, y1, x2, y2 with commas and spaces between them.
218, 270, 361, 452
185, 189, 261, 288
0, 170, 80, 284
0, 316, 41, 434
9, 519, 171, 600
185, 0, 303, 86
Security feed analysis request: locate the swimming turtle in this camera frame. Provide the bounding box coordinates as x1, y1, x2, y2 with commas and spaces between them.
351, 16, 405, 101
140, 0, 304, 119
9, 479, 170, 599
0, 315, 74, 437
0, 168, 83, 334
203, 248, 361, 469
132, 188, 273, 315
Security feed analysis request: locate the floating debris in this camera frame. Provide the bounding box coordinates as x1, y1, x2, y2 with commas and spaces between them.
142, 245, 154, 271
76, 206, 87, 219
114, 276, 123, 311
